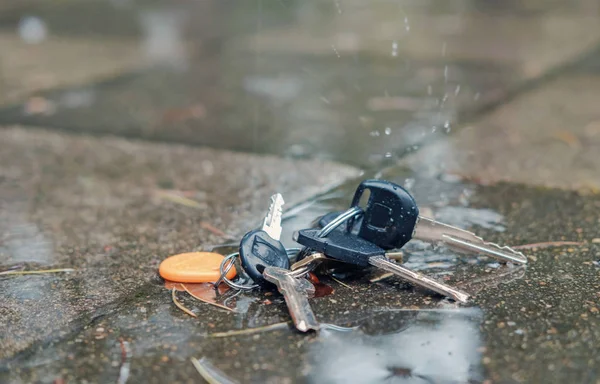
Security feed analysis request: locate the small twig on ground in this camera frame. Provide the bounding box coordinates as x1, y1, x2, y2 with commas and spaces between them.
200, 222, 236, 240
182, 284, 236, 313
208, 322, 289, 338
172, 288, 197, 318
330, 276, 353, 290
155, 190, 204, 209
0, 268, 75, 276
191, 357, 239, 384
513, 241, 583, 250
117, 338, 131, 384
369, 272, 394, 283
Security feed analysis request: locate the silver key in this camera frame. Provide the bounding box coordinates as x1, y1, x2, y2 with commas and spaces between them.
263, 266, 320, 332
262, 193, 284, 241
369, 255, 470, 303
413, 217, 527, 264
294, 229, 470, 303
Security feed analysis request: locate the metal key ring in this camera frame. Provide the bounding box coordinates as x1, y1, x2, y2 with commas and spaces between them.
214, 248, 302, 290
318, 206, 363, 237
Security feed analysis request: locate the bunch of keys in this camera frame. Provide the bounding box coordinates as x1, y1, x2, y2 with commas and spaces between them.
215, 193, 322, 332
214, 180, 527, 333
294, 179, 527, 303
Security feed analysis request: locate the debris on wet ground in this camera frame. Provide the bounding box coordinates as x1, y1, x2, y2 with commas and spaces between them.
0, 267, 75, 276
208, 322, 290, 338
513, 241, 585, 250
171, 288, 197, 318
2, 1, 600, 382
117, 338, 131, 384
191, 357, 239, 384
165, 281, 237, 313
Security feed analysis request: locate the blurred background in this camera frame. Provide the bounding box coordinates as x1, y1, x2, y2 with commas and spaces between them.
2, 1, 600, 383
2, 0, 599, 174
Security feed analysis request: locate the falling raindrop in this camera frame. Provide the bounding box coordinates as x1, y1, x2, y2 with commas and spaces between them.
454, 85, 461, 96
333, 0, 342, 14
18, 16, 47, 44
384, 152, 393, 158
331, 44, 341, 58
391, 41, 398, 57
444, 121, 451, 133
384, 127, 392, 135
370, 130, 380, 137
404, 17, 410, 32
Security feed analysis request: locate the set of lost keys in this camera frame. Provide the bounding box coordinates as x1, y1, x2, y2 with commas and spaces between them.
156, 180, 527, 331
203, 179, 528, 332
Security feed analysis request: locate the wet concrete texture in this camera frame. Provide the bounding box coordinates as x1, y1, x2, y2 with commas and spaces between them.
3, 171, 599, 383
0, 126, 358, 361
2, 1, 600, 167
1, 0, 600, 383
400, 74, 600, 190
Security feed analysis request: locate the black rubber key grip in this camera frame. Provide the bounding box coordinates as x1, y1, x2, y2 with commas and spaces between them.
351, 179, 419, 250
239, 229, 289, 283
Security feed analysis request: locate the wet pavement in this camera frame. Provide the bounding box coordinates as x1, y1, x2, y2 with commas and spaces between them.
1, 1, 600, 383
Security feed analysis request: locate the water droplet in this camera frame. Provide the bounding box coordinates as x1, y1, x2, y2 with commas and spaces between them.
384, 127, 392, 135
404, 17, 410, 32
444, 121, 451, 133
454, 85, 461, 96
370, 130, 380, 137
384, 152, 392, 158
391, 41, 398, 57
331, 44, 341, 58
18, 16, 47, 44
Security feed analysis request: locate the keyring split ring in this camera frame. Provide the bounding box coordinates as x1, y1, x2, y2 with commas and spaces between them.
214, 248, 302, 290
318, 206, 363, 237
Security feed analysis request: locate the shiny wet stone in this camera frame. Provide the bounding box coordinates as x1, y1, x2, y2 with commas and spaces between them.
0, 126, 358, 363
3, 169, 599, 383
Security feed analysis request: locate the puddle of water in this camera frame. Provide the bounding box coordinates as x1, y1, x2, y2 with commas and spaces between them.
308, 309, 483, 384
434, 206, 506, 232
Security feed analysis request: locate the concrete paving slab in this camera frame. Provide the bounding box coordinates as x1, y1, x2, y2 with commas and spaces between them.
400, 74, 600, 190
0, 52, 519, 168
3, 168, 599, 383
0, 126, 359, 360
234, 2, 600, 79
0, 34, 143, 105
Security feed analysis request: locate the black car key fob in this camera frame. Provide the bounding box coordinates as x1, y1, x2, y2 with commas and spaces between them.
350, 179, 419, 250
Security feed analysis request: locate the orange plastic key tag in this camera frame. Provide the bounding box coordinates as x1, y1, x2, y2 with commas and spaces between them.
159, 252, 236, 283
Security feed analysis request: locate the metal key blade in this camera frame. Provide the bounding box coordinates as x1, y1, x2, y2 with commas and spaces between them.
263, 266, 320, 332
262, 193, 284, 241
368, 255, 470, 303
413, 217, 527, 264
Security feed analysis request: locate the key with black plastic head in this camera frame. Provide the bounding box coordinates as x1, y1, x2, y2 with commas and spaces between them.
239, 193, 289, 283
293, 228, 470, 303
351, 179, 527, 264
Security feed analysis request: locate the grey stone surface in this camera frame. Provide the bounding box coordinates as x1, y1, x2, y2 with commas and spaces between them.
400, 74, 600, 190
3, 169, 600, 383
1, 1, 600, 383
0, 126, 359, 361
3, 1, 599, 168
